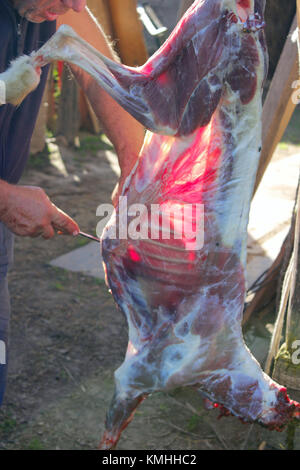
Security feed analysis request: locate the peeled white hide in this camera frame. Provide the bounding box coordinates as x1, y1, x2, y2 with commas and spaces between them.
0, 55, 41, 106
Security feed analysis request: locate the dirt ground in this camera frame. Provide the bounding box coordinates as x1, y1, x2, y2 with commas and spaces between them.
0, 121, 299, 451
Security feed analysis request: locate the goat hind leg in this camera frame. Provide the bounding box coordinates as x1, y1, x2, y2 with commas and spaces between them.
31, 26, 154, 132
99, 386, 147, 450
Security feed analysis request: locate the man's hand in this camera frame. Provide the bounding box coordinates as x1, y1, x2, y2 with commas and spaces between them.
0, 183, 79, 239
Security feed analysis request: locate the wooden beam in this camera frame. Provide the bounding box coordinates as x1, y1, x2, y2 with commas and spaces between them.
268, 177, 300, 385
87, 0, 114, 38
242, 230, 293, 325
253, 15, 299, 195
56, 65, 80, 146
285, 180, 300, 352
30, 79, 49, 154
108, 0, 148, 66
243, 11, 300, 324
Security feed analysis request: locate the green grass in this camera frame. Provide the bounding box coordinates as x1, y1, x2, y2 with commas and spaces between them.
54, 281, 65, 291
281, 105, 300, 146
91, 277, 106, 287
51, 267, 69, 280
46, 129, 54, 139
50, 267, 71, 291
277, 142, 289, 150
25, 438, 45, 450
28, 130, 114, 171
27, 145, 51, 171
186, 414, 201, 432
75, 134, 114, 158
75, 237, 90, 248
0, 415, 17, 434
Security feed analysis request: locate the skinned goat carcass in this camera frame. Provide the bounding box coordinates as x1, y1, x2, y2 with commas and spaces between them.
27, 0, 300, 449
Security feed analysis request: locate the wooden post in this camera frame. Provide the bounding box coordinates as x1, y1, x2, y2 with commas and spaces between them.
285, 186, 300, 353
87, 0, 114, 38
242, 234, 291, 326
271, 180, 300, 390
253, 15, 299, 195
243, 11, 300, 324
277, 1, 300, 382
108, 0, 148, 66
46, 65, 57, 133
30, 79, 49, 155
262, 3, 300, 384
56, 65, 80, 146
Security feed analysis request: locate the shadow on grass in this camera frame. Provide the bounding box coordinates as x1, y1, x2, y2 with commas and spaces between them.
281, 105, 300, 146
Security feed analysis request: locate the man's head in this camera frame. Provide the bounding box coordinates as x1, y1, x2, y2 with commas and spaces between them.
11, 0, 86, 23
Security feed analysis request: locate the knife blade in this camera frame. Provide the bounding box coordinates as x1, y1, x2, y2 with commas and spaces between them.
78, 231, 100, 243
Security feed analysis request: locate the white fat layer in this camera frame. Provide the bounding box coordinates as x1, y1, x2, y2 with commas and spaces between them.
216, 33, 265, 260
217, 95, 262, 251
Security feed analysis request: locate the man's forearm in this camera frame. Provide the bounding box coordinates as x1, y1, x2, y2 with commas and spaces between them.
79, 78, 145, 176
0, 179, 10, 219
58, 8, 145, 178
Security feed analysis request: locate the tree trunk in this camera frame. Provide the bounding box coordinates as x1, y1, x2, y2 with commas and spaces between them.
56, 65, 80, 147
